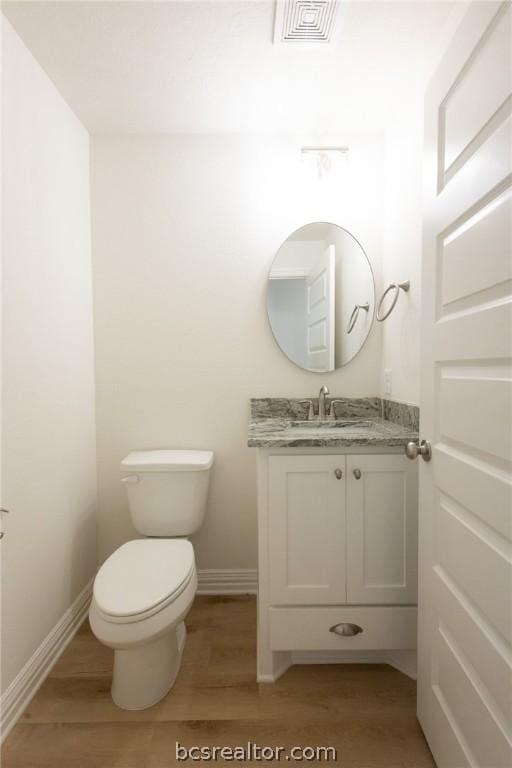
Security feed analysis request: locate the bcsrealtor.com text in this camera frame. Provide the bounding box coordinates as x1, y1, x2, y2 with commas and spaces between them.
176, 742, 337, 762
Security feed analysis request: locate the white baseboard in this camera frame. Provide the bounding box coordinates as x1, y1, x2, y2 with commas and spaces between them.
0, 567, 255, 742
0, 578, 93, 744
197, 568, 258, 595
386, 650, 417, 680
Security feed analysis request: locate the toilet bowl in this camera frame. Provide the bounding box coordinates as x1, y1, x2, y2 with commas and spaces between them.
89, 449, 213, 710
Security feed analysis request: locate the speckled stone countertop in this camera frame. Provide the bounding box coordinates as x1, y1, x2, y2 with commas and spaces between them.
248, 397, 419, 448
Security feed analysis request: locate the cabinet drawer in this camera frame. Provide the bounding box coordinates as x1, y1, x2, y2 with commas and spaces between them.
269, 606, 417, 651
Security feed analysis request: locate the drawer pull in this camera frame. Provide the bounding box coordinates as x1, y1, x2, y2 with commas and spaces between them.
329, 622, 363, 637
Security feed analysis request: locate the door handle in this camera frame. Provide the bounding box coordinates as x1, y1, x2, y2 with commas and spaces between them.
334, 468, 343, 480
405, 440, 432, 462
353, 468, 361, 479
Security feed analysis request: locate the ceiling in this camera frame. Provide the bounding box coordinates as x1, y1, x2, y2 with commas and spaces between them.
2, 0, 459, 134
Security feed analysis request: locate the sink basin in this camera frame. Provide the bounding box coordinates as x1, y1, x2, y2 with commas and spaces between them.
288, 419, 373, 429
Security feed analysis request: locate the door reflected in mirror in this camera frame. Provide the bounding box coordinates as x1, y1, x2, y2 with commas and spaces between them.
267, 222, 375, 372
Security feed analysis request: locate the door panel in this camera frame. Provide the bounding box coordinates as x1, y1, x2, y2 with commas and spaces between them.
346, 455, 418, 605
440, 189, 511, 309
438, 3, 510, 188
438, 373, 511, 461
433, 624, 511, 768
432, 568, 512, 734
437, 496, 511, 641
441, 2, 511, 176
434, 300, 512, 361
268, 455, 346, 605
419, 2, 512, 765
434, 443, 511, 539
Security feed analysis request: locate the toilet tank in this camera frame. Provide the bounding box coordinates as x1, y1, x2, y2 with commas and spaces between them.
120, 450, 214, 536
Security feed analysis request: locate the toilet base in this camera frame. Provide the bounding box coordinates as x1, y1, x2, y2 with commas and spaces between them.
111, 622, 186, 710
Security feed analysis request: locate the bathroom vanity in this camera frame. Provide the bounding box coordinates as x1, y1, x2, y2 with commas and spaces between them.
248, 397, 420, 682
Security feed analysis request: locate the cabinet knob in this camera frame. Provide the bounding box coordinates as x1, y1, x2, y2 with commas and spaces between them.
329, 622, 363, 637
334, 468, 343, 480
353, 468, 362, 479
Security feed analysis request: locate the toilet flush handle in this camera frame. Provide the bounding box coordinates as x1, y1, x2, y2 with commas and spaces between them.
121, 474, 140, 484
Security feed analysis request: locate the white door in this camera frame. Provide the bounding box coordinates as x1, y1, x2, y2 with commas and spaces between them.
305, 245, 335, 371
268, 455, 346, 605
419, 3, 512, 767
346, 454, 418, 605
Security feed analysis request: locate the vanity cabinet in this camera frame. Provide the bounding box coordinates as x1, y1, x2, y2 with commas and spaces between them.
268, 453, 417, 606
257, 448, 418, 681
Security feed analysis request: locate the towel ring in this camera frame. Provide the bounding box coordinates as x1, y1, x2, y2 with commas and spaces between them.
376, 280, 410, 322
346, 302, 370, 334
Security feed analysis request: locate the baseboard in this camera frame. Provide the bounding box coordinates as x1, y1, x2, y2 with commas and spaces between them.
386, 650, 417, 680
0, 578, 93, 744
197, 568, 258, 595
257, 652, 292, 683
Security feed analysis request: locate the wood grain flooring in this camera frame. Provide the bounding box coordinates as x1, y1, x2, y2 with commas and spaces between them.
2, 596, 434, 767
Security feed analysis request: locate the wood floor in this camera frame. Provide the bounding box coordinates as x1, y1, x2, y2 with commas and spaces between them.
2, 596, 434, 767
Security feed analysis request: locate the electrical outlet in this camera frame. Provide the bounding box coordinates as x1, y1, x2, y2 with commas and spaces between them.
384, 369, 392, 397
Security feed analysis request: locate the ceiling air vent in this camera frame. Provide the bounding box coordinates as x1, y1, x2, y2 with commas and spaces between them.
273, 0, 339, 44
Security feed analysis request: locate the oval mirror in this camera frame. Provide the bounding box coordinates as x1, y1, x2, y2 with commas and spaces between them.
267, 223, 375, 372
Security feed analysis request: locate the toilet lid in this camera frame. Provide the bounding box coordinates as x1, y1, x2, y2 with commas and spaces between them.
93, 539, 195, 618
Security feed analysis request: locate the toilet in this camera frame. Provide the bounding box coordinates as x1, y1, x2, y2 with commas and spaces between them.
89, 449, 214, 710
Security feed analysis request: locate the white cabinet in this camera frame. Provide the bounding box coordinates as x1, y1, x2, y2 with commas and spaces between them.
346, 454, 418, 604
268, 455, 346, 605
257, 449, 418, 681
267, 452, 417, 607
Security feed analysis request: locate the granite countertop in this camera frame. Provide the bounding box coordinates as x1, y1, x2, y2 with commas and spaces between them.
247, 397, 419, 448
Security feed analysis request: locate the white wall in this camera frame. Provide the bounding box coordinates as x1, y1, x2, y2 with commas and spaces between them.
91, 133, 384, 567
380, 100, 424, 406
1, 20, 97, 692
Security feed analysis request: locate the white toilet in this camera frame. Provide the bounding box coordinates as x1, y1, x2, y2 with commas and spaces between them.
89, 449, 214, 710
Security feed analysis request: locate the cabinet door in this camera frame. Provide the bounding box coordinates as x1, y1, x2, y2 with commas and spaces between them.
347, 454, 418, 604
268, 455, 346, 605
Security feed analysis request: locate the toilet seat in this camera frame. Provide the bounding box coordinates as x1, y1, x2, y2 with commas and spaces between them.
93, 539, 195, 623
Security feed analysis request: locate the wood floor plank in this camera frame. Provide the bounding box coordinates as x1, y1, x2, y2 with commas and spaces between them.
2, 596, 434, 767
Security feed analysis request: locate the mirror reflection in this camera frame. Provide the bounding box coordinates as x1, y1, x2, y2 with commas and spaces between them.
267, 223, 375, 372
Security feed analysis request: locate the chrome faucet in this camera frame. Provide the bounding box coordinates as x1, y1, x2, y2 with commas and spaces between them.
318, 385, 329, 420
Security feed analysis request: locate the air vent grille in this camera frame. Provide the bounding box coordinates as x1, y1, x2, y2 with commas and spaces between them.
274, 0, 339, 44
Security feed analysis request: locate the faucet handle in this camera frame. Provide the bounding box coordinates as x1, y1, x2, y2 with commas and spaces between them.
298, 399, 314, 420
328, 399, 345, 420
